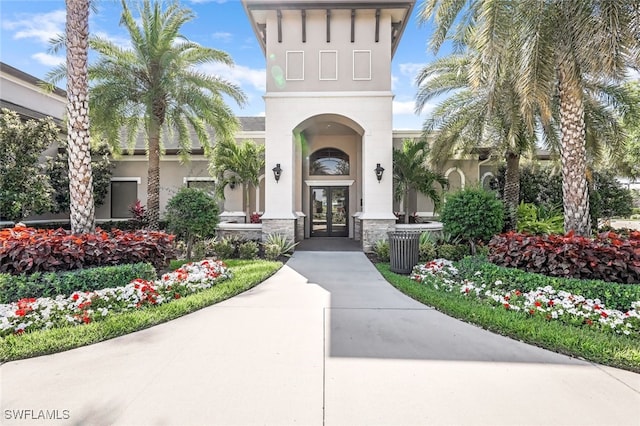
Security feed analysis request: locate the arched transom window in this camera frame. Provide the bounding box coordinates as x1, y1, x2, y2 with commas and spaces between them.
309, 148, 350, 175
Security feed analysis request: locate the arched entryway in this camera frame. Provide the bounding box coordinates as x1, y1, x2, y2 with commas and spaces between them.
294, 114, 364, 239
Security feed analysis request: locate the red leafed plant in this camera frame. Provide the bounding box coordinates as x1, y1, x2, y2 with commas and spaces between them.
0, 226, 175, 274
488, 230, 640, 284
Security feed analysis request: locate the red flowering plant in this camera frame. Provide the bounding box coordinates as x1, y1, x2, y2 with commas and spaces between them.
0, 259, 231, 336
250, 213, 262, 224
410, 259, 640, 336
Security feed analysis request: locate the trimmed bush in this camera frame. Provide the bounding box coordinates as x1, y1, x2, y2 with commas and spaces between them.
0, 226, 174, 273
457, 256, 640, 311
488, 231, 640, 283
0, 262, 156, 303
165, 188, 219, 259
437, 243, 470, 261
440, 187, 504, 253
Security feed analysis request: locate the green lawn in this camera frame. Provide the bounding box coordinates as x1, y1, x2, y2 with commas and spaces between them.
0, 259, 281, 362
377, 263, 640, 373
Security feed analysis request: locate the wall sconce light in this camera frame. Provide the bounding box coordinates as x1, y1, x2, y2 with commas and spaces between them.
375, 163, 385, 183
229, 181, 236, 190
272, 163, 282, 183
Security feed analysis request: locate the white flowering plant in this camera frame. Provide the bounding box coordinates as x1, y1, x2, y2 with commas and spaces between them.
0, 259, 231, 337
410, 259, 640, 337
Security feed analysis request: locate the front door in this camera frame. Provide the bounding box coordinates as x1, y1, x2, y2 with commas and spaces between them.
310, 186, 348, 237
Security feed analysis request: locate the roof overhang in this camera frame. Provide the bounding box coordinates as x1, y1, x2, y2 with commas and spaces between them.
242, 0, 415, 57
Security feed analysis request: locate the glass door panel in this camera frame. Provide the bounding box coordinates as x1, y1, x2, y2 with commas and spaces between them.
311, 188, 328, 235
330, 187, 347, 236
310, 186, 348, 237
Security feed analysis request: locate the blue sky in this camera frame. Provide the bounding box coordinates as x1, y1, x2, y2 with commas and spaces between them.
1, 0, 443, 129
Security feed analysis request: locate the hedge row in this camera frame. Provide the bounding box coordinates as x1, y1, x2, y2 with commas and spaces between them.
456, 257, 640, 311
0, 262, 157, 304
0, 226, 175, 274
488, 231, 640, 284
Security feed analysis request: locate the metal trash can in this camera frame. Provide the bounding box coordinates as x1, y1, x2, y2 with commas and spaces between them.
388, 231, 421, 274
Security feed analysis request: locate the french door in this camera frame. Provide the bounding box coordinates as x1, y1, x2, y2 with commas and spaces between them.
310, 186, 348, 237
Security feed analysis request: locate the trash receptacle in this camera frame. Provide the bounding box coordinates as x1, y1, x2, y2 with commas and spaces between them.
388, 231, 421, 274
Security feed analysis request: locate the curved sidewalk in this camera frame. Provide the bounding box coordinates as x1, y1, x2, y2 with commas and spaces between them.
1, 252, 639, 425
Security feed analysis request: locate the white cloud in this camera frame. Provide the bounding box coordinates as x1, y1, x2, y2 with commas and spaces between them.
2, 10, 66, 45
32, 52, 64, 67
399, 62, 426, 79
393, 100, 417, 115
189, 0, 228, 3
212, 32, 233, 42
256, 111, 266, 117
198, 62, 266, 92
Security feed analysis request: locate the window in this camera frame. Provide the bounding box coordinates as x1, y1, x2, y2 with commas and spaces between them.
186, 179, 215, 195
309, 148, 350, 176
110, 179, 138, 218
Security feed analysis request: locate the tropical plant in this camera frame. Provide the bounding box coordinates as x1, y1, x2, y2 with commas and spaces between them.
211, 139, 265, 221
419, 0, 640, 236
44, 140, 113, 214
516, 202, 564, 235
47, 0, 246, 230
238, 241, 259, 260
65, 0, 95, 233
416, 51, 545, 231
165, 188, 219, 260
0, 110, 56, 221
373, 239, 390, 262
440, 187, 504, 254
262, 233, 297, 261
393, 139, 448, 223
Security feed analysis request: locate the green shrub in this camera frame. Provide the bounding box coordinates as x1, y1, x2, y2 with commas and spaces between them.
437, 243, 469, 261
212, 238, 236, 259
263, 234, 298, 261
441, 187, 504, 253
419, 241, 437, 262
0, 263, 156, 303
192, 237, 218, 260
238, 241, 259, 259
456, 257, 640, 311
165, 188, 219, 259
373, 239, 390, 262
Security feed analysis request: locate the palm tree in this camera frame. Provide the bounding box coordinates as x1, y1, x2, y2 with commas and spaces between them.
211, 138, 265, 221
416, 53, 541, 230
419, 0, 640, 235
393, 139, 448, 224
49, 0, 247, 229
65, 0, 95, 234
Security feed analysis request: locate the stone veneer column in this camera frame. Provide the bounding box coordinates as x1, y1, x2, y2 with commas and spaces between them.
261, 218, 296, 244
361, 219, 396, 252
294, 213, 306, 242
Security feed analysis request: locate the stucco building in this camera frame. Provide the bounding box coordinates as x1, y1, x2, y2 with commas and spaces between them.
1, 0, 494, 250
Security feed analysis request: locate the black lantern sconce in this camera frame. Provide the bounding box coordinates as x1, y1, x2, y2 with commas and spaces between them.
272, 163, 282, 183
229, 180, 236, 190
375, 163, 385, 183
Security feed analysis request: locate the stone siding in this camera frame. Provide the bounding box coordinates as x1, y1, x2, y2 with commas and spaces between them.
216, 228, 262, 241
261, 218, 296, 244
361, 219, 396, 252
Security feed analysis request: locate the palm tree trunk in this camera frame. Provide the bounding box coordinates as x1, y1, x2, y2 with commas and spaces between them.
504, 152, 520, 231
244, 182, 250, 223
404, 187, 410, 224
66, 0, 95, 234
557, 60, 591, 236
147, 118, 161, 230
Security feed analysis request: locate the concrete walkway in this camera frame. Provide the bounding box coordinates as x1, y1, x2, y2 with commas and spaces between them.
1, 252, 639, 425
